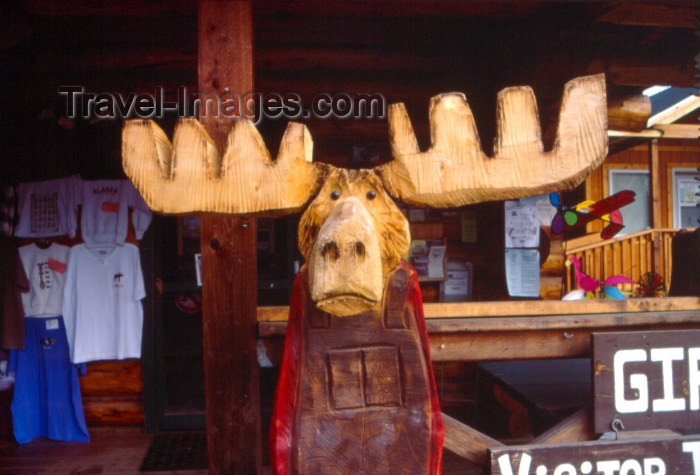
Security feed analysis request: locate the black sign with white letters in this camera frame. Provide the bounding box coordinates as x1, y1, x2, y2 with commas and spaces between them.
592, 329, 700, 433
490, 436, 700, 475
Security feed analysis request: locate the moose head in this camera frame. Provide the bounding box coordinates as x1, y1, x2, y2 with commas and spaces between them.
123, 74, 606, 474
122, 74, 607, 318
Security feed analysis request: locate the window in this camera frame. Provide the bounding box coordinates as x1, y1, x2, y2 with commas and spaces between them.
608, 169, 650, 235
672, 168, 700, 228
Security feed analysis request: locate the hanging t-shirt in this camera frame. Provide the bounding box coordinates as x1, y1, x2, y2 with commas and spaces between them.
76, 179, 152, 247
15, 175, 80, 239
19, 242, 70, 318
62, 243, 146, 364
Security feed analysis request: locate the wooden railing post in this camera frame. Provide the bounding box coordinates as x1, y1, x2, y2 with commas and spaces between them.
648, 139, 662, 276
563, 229, 680, 293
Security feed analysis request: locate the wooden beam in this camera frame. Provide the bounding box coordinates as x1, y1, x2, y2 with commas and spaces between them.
20, 0, 196, 17
197, 2, 262, 474
596, 3, 698, 29
441, 412, 504, 467
256, 296, 700, 322
259, 309, 700, 361
425, 309, 700, 333
607, 94, 651, 132
648, 95, 700, 126
653, 124, 700, 139
604, 58, 696, 88
260, 306, 700, 333
609, 124, 700, 140
531, 407, 594, 445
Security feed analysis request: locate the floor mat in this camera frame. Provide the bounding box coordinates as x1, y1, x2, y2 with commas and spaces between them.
140, 431, 208, 472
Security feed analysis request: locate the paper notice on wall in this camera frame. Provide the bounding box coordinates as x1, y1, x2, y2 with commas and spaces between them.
428, 245, 446, 279
533, 194, 558, 227
195, 253, 202, 286
505, 200, 540, 248
505, 248, 540, 297
442, 262, 472, 300
679, 179, 699, 205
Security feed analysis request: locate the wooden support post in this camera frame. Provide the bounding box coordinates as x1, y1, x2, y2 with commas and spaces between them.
648, 139, 662, 275
585, 165, 604, 235
198, 2, 262, 474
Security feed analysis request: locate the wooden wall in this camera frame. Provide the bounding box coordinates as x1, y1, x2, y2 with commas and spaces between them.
80, 361, 144, 426
585, 138, 700, 230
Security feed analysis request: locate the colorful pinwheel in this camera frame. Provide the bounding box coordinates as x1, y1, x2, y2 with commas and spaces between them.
635, 272, 666, 297
550, 190, 635, 240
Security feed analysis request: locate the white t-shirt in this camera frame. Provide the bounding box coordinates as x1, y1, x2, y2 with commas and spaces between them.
62, 243, 146, 364
19, 242, 71, 318
15, 175, 80, 238
76, 179, 152, 247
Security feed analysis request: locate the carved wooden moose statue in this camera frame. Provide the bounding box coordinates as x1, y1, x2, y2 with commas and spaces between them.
122, 74, 607, 474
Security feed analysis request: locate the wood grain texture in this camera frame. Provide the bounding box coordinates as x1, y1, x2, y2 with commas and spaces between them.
256, 297, 700, 322
272, 266, 443, 474
607, 94, 651, 132
78, 361, 145, 426
259, 309, 700, 361
124, 75, 607, 216
121, 118, 322, 216
648, 139, 663, 275
298, 168, 411, 316
0, 428, 185, 475
378, 75, 608, 208
197, 2, 262, 474
442, 412, 504, 466
80, 361, 144, 397
531, 407, 594, 445
82, 397, 145, 426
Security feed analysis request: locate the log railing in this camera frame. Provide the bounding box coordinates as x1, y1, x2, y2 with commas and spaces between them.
563, 228, 681, 294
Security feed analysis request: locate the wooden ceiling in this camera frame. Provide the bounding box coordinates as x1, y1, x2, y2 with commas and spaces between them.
0, 1, 697, 180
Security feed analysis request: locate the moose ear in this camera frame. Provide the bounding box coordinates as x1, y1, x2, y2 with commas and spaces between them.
122, 119, 325, 216
377, 74, 607, 208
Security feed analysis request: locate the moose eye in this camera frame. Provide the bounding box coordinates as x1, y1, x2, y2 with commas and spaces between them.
330, 190, 340, 200
366, 190, 377, 200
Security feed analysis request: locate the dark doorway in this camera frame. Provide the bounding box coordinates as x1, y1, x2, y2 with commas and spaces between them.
146, 215, 206, 431
143, 215, 298, 432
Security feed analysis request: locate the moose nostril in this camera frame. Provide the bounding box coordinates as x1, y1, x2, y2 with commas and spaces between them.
321, 241, 340, 261
353, 241, 366, 259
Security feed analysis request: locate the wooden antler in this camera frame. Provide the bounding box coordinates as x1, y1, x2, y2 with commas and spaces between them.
122, 118, 323, 215
377, 74, 608, 207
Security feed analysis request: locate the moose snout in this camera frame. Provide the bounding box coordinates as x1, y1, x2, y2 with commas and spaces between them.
320, 240, 366, 262
308, 197, 383, 316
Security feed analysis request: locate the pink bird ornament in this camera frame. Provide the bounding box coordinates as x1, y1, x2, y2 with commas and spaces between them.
566, 256, 635, 299
567, 256, 600, 294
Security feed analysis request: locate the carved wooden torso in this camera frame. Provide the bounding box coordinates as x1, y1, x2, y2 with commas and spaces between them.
287, 265, 438, 474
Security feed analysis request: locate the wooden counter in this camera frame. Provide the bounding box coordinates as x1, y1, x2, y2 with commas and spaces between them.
258, 297, 700, 361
